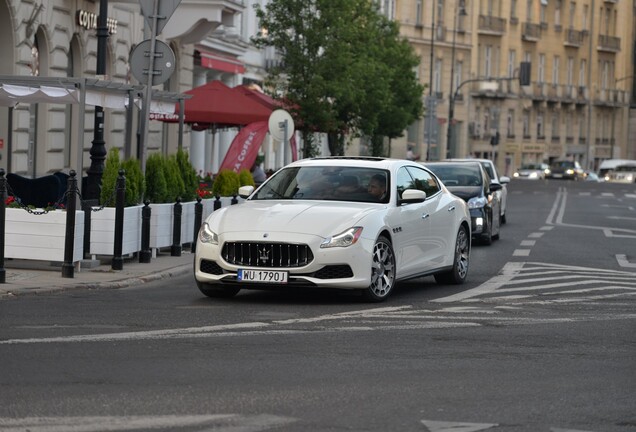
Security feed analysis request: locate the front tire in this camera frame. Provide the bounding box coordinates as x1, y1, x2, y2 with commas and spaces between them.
434, 225, 470, 285
196, 281, 240, 298
362, 236, 396, 302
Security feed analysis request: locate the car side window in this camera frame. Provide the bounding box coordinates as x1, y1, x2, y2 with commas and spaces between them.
396, 168, 414, 199
406, 166, 441, 197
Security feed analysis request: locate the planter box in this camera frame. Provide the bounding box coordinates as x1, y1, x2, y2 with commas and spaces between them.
89, 205, 143, 257
5, 208, 84, 262
149, 202, 174, 251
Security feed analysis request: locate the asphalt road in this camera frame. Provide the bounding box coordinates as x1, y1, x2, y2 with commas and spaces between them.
0, 179, 635, 432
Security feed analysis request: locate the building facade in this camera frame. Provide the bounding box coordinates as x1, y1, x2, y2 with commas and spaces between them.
0, 0, 284, 181
396, 0, 635, 176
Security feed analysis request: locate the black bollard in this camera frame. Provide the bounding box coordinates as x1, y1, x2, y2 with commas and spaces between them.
62, 171, 78, 278
191, 197, 203, 253
82, 200, 92, 259
214, 195, 221, 211
139, 201, 151, 263
0, 169, 6, 283
231, 194, 238, 205
171, 197, 182, 257
111, 169, 125, 270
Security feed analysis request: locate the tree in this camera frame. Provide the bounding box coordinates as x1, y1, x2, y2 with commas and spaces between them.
253, 0, 423, 157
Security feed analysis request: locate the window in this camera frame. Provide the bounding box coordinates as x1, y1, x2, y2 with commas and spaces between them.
579, 59, 586, 86
551, 112, 560, 138
508, 50, 516, 77
538, 54, 545, 83
569, 2, 576, 28
484, 45, 492, 77
540, 3, 547, 24
437, 0, 444, 24
583, 5, 589, 30
506, 109, 515, 137
405, 167, 441, 198
522, 110, 530, 138
601, 61, 609, 89
475, 107, 482, 136
527, 0, 534, 21
511, 0, 517, 18
567, 57, 574, 86
555, 0, 562, 26
416, 0, 423, 26
434, 59, 442, 93
552, 56, 560, 85
537, 112, 544, 138
454, 61, 462, 94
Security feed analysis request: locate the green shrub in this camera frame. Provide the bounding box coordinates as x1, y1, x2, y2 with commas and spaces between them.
176, 148, 199, 201
164, 155, 185, 202
145, 153, 168, 203
238, 168, 255, 187
100, 148, 121, 206
121, 158, 144, 206
211, 169, 241, 197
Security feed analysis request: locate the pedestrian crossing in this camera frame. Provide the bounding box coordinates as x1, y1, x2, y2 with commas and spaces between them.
433, 261, 636, 304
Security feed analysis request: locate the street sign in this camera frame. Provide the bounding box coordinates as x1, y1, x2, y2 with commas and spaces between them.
139, 0, 181, 35
130, 39, 176, 86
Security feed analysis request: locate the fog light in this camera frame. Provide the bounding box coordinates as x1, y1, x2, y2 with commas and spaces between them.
475, 217, 484, 228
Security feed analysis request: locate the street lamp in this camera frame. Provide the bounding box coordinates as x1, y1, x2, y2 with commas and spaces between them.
446, 0, 467, 159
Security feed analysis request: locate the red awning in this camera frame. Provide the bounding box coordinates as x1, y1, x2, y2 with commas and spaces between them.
156, 80, 272, 129
199, 51, 245, 74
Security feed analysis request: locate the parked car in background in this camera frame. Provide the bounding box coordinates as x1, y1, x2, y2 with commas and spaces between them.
546, 160, 584, 180
425, 161, 502, 246
605, 164, 636, 183
446, 158, 510, 224
513, 163, 550, 180
194, 157, 472, 302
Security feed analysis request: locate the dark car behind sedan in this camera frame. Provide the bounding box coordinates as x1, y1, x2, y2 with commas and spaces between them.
425, 161, 502, 245
546, 160, 584, 180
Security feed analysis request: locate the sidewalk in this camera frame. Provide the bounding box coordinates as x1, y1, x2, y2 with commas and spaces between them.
0, 250, 193, 298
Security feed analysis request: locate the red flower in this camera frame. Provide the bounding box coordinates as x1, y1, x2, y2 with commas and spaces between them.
5, 196, 15, 205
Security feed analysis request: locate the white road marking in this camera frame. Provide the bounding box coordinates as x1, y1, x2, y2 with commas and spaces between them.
540, 225, 554, 231
421, 420, 498, 432
551, 428, 595, 432
431, 263, 524, 303
607, 216, 636, 221
513, 249, 531, 256
0, 414, 296, 432
528, 232, 545, 238
520, 240, 536, 246
616, 254, 636, 268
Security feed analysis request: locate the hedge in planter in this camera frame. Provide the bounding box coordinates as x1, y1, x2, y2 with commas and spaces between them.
211, 169, 241, 197
100, 147, 144, 206
176, 148, 199, 202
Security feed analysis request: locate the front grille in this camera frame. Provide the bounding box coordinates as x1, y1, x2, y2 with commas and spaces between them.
222, 242, 314, 268
313, 265, 354, 279
200, 259, 224, 275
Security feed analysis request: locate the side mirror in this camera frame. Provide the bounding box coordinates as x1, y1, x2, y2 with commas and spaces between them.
489, 183, 503, 192
238, 185, 255, 199
399, 189, 427, 205
498, 175, 511, 184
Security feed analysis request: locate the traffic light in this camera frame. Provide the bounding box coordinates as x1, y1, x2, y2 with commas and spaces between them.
490, 131, 500, 146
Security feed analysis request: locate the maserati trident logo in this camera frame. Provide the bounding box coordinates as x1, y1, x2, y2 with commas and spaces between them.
258, 245, 270, 263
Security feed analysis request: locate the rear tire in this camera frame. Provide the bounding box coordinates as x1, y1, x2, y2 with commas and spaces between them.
361, 236, 396, 302
196, 281, 240, 298
434, 225, 470, 285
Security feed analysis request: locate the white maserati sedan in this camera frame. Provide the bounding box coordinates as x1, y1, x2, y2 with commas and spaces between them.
194, 157, 471, 302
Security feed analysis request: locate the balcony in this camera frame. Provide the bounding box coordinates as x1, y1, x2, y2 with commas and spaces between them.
598, 35, 621, 52
478, 15, 506, 35
522, 23, 541, 41
564, 29, 585, 47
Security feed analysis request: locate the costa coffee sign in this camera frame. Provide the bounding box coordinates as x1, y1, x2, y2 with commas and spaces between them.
76, 10, 118, 35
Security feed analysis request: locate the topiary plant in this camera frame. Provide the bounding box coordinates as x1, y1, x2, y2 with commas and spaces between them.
238, 168, 255, 187
211, 169, 241, 197
175, 148, 199, 201
164, 154, 185, 202
121, 158, 145, 206
100, 147, 121, 206
145, 153, 168, 203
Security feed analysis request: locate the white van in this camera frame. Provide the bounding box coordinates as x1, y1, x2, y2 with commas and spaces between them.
598, 159, 636, 180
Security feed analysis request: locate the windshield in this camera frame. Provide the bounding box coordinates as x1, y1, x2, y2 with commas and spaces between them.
250, 166, 391, 203
427, 164, 483, 187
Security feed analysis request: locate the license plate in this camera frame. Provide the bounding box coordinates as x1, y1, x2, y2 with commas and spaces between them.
237, 269, 288, 283
553, 174, 563, 178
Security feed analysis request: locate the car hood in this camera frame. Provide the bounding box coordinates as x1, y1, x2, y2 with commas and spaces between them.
208, 200, 380, 238
445, 186, 482, 202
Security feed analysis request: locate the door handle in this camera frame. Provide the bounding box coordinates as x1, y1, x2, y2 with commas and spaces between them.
447, 206, 456, 212
422, 213, 430, 219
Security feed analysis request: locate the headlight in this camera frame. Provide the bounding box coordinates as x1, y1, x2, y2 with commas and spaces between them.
529, 172, 538, 178
513, 172, 519, 178
566, 169, 574, 175
320, 227, 363, 248
467, 196, 488, 209
198, 222, 218, 244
